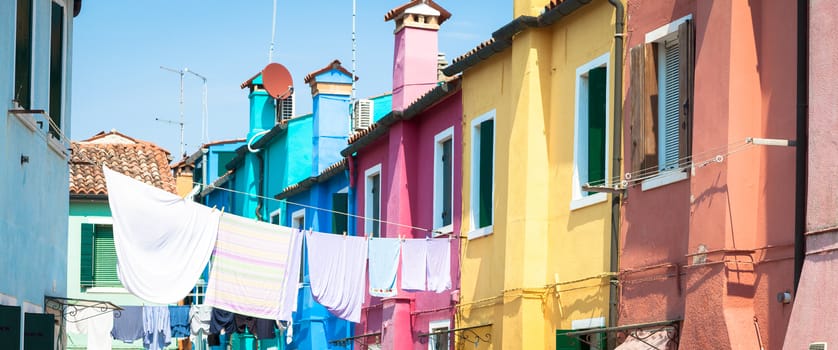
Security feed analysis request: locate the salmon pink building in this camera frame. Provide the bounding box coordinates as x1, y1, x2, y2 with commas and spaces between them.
338, 1, 463, 348
617, 0, 800, 349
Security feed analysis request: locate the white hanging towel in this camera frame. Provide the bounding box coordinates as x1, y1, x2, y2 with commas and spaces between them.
103, 166, 220, 304
400, 239, 428, 290
65, 307, 114, 350
206, 213, 297, 319
306, 231, 367, 323
426, 238, 452, 292
367, 237, 401, 297
278, 229, 304, 322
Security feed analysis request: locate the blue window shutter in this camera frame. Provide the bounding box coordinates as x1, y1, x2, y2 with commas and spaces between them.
80, 223, 94, 287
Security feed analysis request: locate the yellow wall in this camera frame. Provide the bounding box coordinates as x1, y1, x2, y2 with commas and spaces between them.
458, 2, 619, 348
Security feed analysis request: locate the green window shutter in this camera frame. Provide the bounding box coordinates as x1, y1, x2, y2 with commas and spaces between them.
555, 330, 581, 350
0, 306, 21, 350
93, 225, 120, 287
587, 67, 607, 190
216, 151, 236, 177
442, 139, 453, 227
23, 313, 54, 350
371, 175, 381, 237
478, 119, 494, 228
332, 192, 348, 234
80, 223, 94, 287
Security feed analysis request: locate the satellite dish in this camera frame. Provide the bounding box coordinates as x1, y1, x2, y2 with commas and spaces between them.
262, 63, 293, 99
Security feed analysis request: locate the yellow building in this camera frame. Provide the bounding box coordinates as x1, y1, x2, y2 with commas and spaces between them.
444, 0, 624, 348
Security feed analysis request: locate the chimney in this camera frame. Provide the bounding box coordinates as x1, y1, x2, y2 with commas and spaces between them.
240, 73, 277, 140
304, 60, 353, 175
437, 52, 448, 82
385, 0, 451, 111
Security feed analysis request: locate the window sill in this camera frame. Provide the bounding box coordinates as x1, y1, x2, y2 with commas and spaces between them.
47, 135, 69, 158
467, 226, 493, 240
570, 193, 607, 211
8, 108, 43, 133
641, 170, 688, 192
84, 286, 129, 294
433, 224, 454, 237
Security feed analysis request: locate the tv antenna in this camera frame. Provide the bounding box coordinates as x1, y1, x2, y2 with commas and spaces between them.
160, 66, 187, 157
154, 116, 186, 158
185, 69, 209, 145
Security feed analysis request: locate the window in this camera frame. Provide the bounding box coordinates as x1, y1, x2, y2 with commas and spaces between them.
630, 15, 694, 190
15, 0, 33, 109
49, 1, 65, 140
216, 151, 236, 177
470, 111, 495, 237
433, 127, 454, 233
270, 209, 281, 225
572, 54, 610, 209
291, 209, 305, 230
80, 224, 120, 288
365, 165, 382, 237
428, 320, 450, 350
332, 188, 349, 235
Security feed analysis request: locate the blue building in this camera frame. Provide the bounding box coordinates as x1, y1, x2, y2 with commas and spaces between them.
1, 0, 83, 348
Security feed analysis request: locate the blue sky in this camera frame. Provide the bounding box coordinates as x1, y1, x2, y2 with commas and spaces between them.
71, 1, 510, 158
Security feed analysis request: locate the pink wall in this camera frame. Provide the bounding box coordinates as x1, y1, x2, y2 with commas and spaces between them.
621, 1, 797, 349
353, 91, 463, 349
392, 27, 440, 111
783, 0, 838, 347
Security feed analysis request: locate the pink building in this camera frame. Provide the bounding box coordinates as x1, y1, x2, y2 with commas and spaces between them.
783, 0, 838, 348
339, 1, 462, 349
617, 1, 799, 349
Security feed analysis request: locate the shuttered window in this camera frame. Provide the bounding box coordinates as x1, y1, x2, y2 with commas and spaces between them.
477, 119, 494, 229
15, 0, 33, 110
587, 66, 607, 190
629, 19, 694, 177
433, 128, 455, 231
332, 192, 349, 234
0, 306, 21, 349
371, 174, 381, 237
441, 138, 453, 227
80, 224, 120, 288
48, 2, 64, 140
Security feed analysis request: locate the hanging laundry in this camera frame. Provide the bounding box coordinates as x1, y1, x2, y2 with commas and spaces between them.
208, 307, 237, 346
110, 306, 143, 343
401, 238, 428, 290
168, 305, 190, 338
367, 237, 401, 297
103, 166, 220, 304
189, 304, 212, 342
426, 238, 452, 293
254, 318, 278, 340
65, 307, 114, 350
205, 213, 296, 319
278, 230, 304, 322
142, 306, 171, 350
306, 231, 368, 323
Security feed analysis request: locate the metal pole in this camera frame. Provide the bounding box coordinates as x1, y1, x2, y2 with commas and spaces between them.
160, 66, 187, 157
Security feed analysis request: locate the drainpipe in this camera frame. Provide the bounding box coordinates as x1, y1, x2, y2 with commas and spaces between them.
607, 0, 624, 348
793, 0, 808, 292
255, 151, 265, 221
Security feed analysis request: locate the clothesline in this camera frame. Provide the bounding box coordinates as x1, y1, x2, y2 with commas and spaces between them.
196, 181, 436, 233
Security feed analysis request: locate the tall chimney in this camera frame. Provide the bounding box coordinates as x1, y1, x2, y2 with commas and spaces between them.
304, 60, 353, 175
385, 0, 451, 111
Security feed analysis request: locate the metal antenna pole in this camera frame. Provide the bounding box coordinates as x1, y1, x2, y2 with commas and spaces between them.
269, 0, 278, 63
160, 66, 186, 157
185, 69, 209, 144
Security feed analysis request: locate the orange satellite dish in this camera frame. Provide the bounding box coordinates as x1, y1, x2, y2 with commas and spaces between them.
262, 63, 293, 99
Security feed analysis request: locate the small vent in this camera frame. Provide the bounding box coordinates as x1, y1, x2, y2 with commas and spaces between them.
276, 93, 295, 123
810, 342, 828, 350
353, 99, 373, 131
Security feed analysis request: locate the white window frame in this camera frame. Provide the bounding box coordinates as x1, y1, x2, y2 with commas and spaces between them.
269, 208, 282, 226
571, 53, 611, 211
641, 14, 692, 192
291, 209, 305, 230
364, 164, 382, 237
468, 110, 495, 240
433, 127, 455, 235
428, 319, 451, 350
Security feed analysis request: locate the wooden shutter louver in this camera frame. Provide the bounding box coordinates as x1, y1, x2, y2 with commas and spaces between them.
678, 20, 694, 161
629, 44, 660, 173
80, 223, 94, 287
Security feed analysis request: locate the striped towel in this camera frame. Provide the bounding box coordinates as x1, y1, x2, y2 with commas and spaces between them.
205, 213, 297, 319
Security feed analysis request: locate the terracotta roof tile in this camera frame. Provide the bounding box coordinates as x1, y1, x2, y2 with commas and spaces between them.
384, 0, 451, 24
304, 60, 356, 84
70, 141, 177, 196
452, 38, 496, 65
